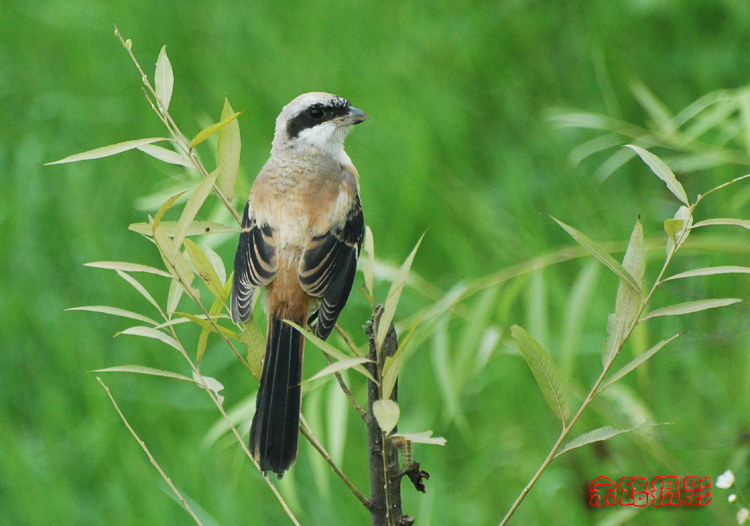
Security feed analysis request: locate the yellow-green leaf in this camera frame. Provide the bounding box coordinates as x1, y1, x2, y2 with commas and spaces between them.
183, 238, 225, 299
216, 98, 241, 200
602, 219, 644, 367
136, 144, 194, 169
626, 145, 689, 205
189, 111, 242, 150
93, 364, 193, 382
552, 217, 640, 293
67, 305, 158, 325
599, 333, 683, 393
152, 191, 185, 229
377, 233, 425, 351
373, 399, 400, 434
641, 298, 742, 321
172, 169, 220, 255
46, 137, 168, 165
363, 226, 375, 300
306, 357, 372, 383
554, 423, 666, 459
85, 261, 171, 278
129, 220, 236, 237
511, 324, 570, 424
154, 45, 174, 112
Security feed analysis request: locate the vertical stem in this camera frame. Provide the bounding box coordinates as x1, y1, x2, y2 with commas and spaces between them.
365, 308, 404, 526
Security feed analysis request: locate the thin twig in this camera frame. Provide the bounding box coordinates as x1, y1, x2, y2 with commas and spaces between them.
97, 377, 205, 526
299, 415, 370, 508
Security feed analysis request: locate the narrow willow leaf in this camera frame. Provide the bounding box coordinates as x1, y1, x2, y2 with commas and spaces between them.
203, 244, 226, 286
552, 217, 640, 293
381, 320, 419, 400
306, 357, 372, 383
167, 278, 183, 314
641, 298, 741, 321
136, 144, 194, 169
189, 111, 242, 150
285, 321, 376, 382
372, 399, 400, 434
393, 430, 447, 446
665, 206, 692, 256
197, 280, 231, 364
175, 311, 237, 340
116, 270, 163, 315
152, 191, 185, 229
510, 325, 570, 424
152, 223, 195, 289
598, 333, 683, 393
183, 238, 225, 299
118, 326, 180, 351
86, 261, 171, 277
663, 266, 750, 282
626, 145, 689, 205
93, 365, 193, 382
129, 220, 236, 237
46, 137, 167, 165
216, 98, 241, 200
66, 305, 158, 325
363, 226, 375, 300
172, 169, 220, 255
631, 81, 673, 133
602, 219, 644, 367
154, 45, 174, 112
192, 371, 225, 406
692, 218, 750, 230
377, 233, 425, 350
239, 319, 265, 379
554, 423, 665, 459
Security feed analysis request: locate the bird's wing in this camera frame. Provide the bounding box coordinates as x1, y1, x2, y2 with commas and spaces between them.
299, 194, 364, 340
231, 199, 278, 322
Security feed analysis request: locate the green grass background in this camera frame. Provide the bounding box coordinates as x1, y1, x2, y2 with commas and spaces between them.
2, 1, 750, 524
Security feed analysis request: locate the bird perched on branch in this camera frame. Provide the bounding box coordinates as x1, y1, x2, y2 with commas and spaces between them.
231, 92, 367, 477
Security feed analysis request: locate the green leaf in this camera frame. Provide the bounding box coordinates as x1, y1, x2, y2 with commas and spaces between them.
154, 45, 174, 112
631, 81, 674, 133
641, 298, 742, 321
152, 222, 195, 289
285, 321, 375, 382
665, 206, 693, 256
183, 238, 225, 299
598, 333, 683, 393
129, 220, 236, 237
381, 320, 419, 400
197, 279, 232, 364
174, 312, 237, 340
372, 399, 400, 434
691, 218, 750, 230
172, 169, 220, 255
136, 144, 194, 169
306, 357, 372, 383
85, 261, 171, 278
66, 305, 158, 325
46, 137, 168, 165
377, 233, 425, 351
393, 430, 447, 446
115, 270, 163, 315
93, 365, 193, 382
663, 266, 750, 281
152, 191, 185, 229
216, 98, 241, 201
189, 111, 242, 150
239, 318, 265, 379
117, 326, 180, 352
554, 422, 665, 459
510, 325, 570, 424
552, 217, 640, 293
602, 219, 644, 367
166, 278, 183, 314
626, 145, 689, 205
363, 226, 375, 300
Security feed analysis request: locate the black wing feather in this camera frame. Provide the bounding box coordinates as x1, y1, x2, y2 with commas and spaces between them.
300, 195, 364, 340
231, 200, 277, 323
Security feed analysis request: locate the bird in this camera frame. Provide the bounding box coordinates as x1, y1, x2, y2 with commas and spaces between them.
231, 92, 367, 477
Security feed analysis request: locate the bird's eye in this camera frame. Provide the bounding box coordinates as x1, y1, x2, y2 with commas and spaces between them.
309, 107, 324, 119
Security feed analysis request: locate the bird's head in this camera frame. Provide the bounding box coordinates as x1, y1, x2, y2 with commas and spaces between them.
272, 92, 368, 159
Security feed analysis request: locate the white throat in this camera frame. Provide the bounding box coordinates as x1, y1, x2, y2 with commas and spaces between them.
293, 122, 353, 164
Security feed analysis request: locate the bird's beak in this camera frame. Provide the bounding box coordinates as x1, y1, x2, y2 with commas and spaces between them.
340, 106, 368, 126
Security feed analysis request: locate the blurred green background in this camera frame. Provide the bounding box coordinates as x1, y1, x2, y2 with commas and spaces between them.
2, 0, 750, 524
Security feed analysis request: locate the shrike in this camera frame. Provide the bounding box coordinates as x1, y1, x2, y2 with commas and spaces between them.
231, 92, 367, 477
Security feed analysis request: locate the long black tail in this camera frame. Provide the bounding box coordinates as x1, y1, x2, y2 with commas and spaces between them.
250, 315, 304, 477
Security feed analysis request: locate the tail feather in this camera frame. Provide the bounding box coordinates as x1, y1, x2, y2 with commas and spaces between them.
250, 315, 304, 477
